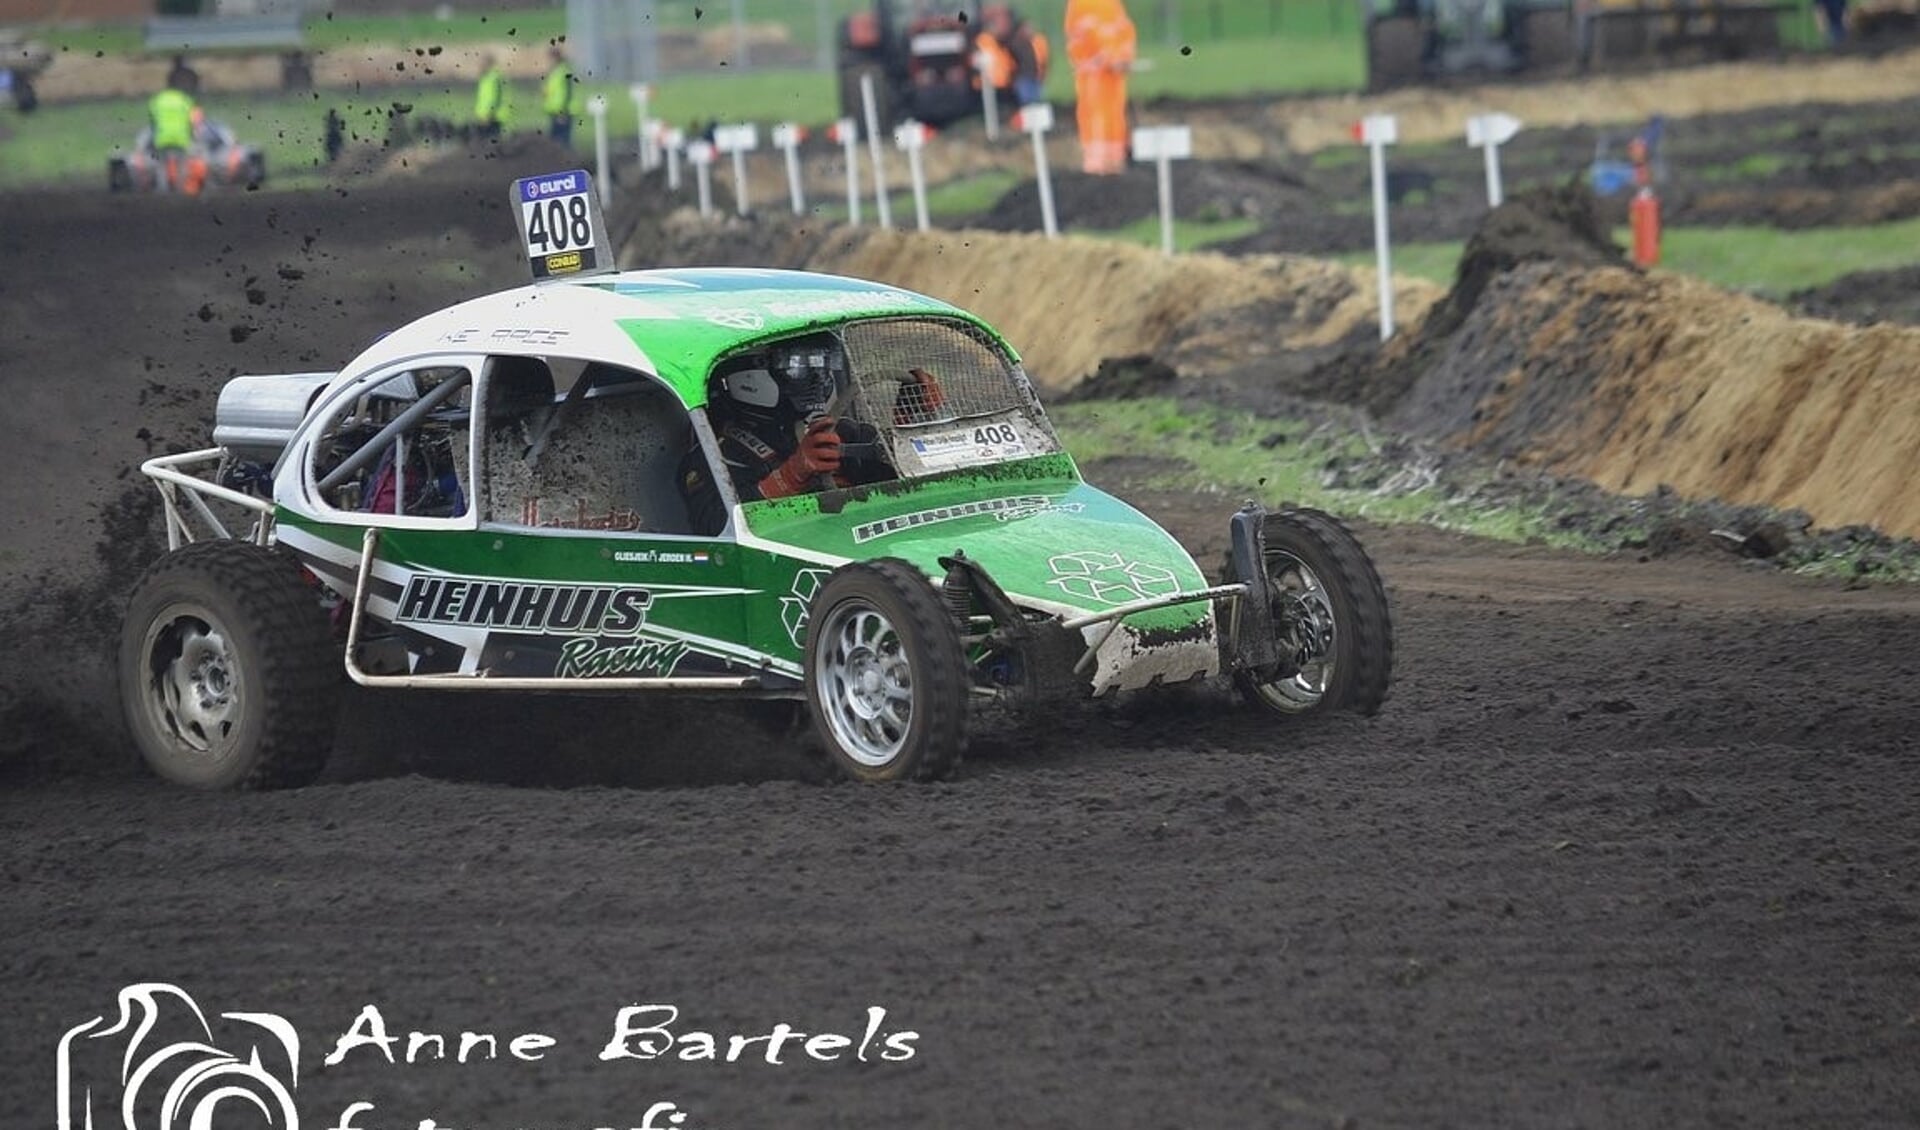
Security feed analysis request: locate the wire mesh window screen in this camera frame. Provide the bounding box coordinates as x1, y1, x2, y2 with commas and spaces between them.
840, 317, 1058, 443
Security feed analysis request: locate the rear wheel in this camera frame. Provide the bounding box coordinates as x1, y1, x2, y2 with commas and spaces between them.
1227, 509, 1393, 716
804, 559, 967, 782
118, 541, 339, 789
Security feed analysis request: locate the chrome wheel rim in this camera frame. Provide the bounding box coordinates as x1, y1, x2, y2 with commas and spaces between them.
1250, 551, 1338, 712
813, 599, 914, 768
141, 602, 243, 760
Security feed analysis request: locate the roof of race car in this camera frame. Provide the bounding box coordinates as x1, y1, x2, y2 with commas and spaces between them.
342, 266, 992, 409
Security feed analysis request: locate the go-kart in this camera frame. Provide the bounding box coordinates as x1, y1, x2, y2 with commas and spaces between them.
120, 170, 1392, 786
109, 121, 267, 193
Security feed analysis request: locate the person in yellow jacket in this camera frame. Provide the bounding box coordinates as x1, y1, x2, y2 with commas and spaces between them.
1064, 0, 1135, 175
542, 45, 582, 145
473, 53, 511, 140
147, 76, 206, 194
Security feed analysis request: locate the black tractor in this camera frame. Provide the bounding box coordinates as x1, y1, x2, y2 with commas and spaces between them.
836, 1, 984, 130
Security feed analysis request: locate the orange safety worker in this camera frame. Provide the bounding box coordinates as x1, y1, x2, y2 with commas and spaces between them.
147, 79, 207, 195
1065, 0, 1135, 175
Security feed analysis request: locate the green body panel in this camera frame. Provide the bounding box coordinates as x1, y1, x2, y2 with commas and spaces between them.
602, 269, 1007, 408
276, 452, 1211, 679
741, 455, 1213, 660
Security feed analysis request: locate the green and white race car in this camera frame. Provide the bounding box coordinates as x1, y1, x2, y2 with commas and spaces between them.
121, 171, 1392, 786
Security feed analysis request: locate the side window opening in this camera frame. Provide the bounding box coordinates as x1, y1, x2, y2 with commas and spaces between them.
310, 366, 472, 518
481, 356, 696, 535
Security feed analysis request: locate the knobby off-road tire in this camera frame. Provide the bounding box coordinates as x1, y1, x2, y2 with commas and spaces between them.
804, 559, 968, 782
1227, 508, 1394, 717
118, 540, 339, 789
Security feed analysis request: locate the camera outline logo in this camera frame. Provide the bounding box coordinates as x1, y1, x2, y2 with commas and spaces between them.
57, 983, 300, 1130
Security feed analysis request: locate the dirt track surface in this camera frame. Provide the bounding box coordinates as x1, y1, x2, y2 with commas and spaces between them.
7, 510, 1920, 1129
5, 139, 1920, 1129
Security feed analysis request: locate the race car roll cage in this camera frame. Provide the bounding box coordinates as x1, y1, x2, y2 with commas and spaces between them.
139, 450, 1288, 697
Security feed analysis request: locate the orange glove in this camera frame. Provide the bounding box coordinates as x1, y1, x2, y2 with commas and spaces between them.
894, 367, 946, 425
758, 416, 842, 499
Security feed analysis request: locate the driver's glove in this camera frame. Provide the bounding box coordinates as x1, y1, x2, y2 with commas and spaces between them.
759, 416, 843, 498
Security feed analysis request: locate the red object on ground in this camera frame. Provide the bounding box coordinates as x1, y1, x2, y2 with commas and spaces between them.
1631, 188, 1661, 267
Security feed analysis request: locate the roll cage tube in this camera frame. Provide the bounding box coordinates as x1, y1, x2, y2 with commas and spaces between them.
315, 369, 472, 493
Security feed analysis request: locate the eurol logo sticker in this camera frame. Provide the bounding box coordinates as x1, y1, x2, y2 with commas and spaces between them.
56, 982, 922, 1130
516, 170, 588, 203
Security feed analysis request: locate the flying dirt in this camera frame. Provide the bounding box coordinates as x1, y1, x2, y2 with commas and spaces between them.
4, 59, 1920, 1129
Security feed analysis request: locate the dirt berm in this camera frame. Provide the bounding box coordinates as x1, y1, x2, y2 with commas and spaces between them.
631, 212, 1443, 390
1350, 186, 1920, 539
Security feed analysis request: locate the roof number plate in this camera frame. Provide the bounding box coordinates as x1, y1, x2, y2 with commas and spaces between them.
511, 169, 615, 282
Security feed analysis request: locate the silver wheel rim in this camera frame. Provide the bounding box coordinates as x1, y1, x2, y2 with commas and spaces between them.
140, 601, 244, 761
1250, 551, 1338, 712
813, 598, 914, 768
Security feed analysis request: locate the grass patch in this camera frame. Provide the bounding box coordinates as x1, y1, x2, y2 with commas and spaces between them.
1341, 215, 1920, 295
1076, 215, 1260, 251
1050, 397, 1597, 548
1334, 241, 1465, 287
1690, 152, 1797, 183
1654, 216, 1920, 295
811, 169, 1020, 223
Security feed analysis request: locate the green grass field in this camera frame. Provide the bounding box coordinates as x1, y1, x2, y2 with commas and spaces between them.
1336, 214, 1920, 297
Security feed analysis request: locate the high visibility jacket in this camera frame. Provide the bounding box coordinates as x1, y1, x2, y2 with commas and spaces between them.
974, 32, 1015, 89
149, 87, 197, 150
542, 62, 579, 117
1065, 0, 1136, 71
475, 67, 512, 127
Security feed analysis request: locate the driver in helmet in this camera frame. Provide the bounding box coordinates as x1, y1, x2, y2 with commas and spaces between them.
679, 337, 901, 535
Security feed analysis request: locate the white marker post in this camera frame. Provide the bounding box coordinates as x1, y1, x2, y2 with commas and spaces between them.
629, 83, 654, 171
858, 71, 892, 229
894, 120, 932, 231
587, 95, 611, 205
975, 50, 1001, 141
1465, 111, 1522, 208
1017, 103, 1058, 238
829, 118, 862, 226
1356, 113, 1399, 341
1131, 124, 1193, 257
772, 122, 807, 214
663, 127, 685, 193
713, 123, 759, 217
688, 139, 716, 218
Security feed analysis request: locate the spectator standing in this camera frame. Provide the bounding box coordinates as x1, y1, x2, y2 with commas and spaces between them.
1064, 0, 1135, 174
1005, 8, 1052, 106
148, 71, 206, 194
473, 52, 512, 140
542, 45, 582, 145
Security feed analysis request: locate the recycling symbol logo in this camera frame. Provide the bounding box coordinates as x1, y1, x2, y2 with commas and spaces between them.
1046, 552, 1180, 606
705, 308, 765, 331
780, 568, 833, 647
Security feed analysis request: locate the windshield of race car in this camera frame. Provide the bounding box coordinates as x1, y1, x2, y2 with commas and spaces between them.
718, 316, 1063, 481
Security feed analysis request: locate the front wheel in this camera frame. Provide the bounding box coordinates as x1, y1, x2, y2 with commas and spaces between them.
804, 559, 968, 782
1227, 508, 1394, 716
118, 541, 340, 789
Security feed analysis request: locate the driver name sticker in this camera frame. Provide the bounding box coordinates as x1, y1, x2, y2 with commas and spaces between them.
512, 169, 611, 280
907, 422, 1028, 469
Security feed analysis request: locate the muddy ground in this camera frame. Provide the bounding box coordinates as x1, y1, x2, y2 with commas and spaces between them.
4, 136, 1920, 1128
933, 93, 1920, 325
